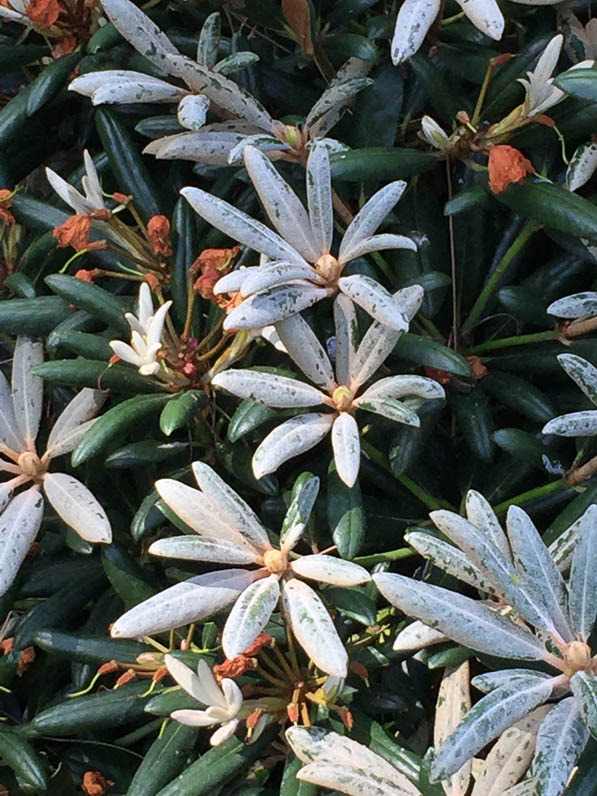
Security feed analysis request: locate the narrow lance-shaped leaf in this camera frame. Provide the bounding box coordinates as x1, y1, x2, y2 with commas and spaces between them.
373, 573, 549, 661
0, 371, 25, 453
333, 294, 358, 387
393, 619, 449, 652
331, 412, 361, 488
0, 486, 43, 597
338, 275, 409, 331
454, 0, 503, 40
339, 181, 407, 260
391, 0, 440, 65
45, 389, 105, 456
275, 313, 335, 390
101, 0, 180, 71
222, 574, 280, 659
197, 11, 220, 69
306, 143, 333, 255
290, 554, 370, 586
305, 77, 373, 128
542, 410, 597, 437
471, 669, 552, 694
570, 671, 597, 740
568, 504, 597, 640
239, 262, 323, 297
434, 661, 472, 796
531, 697, 589, 796
430, 676, 555, 783
12, 337, 43, 447
149, 536, 259, 565
253, 413, 335, 478
212, 370, 326, 408
405, 531, 497, 594
280, 475, 320, 553
223, 284, 329, 331
547, 292, 597, 319
340, 232, 417, 263
558, 353, 597, 406
465, 490, 511, 561
42, 472, 111, 543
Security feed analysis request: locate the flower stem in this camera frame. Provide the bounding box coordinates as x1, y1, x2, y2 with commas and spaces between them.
461, 220, 539, 335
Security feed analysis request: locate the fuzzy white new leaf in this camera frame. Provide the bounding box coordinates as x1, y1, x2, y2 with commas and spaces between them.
393, 620, 449, 652
391, 0, 440, 64
557, 354, 597, 406
471, 669, 553, 694
222, 574, 280, 659
111, 570, 257, 637
566, 141, 597, 191
307, 143, 333, 255
214, 267, 259, 295
290, 554, 370, 586
338, 275, 409, 331
227, 134, 290, 164
356, 396, 420, 426
570, 671, 597, 740
46, 389, 106, 457
253, 413, 335, 478
239, 263, 323, 297
434, 661, 472, 796
0, 371, 25, 453
340, 233, 417, 263
12, 337, 43, 447
405, 532, 497, 594
547, 292, 597, 319
373, 572, 548, 661
568, 504, 597, 641
358, 375, 445, 403
274, 314, 335, 390
465, 490, 512, 562
0, 487, 43, 596
145, 130, 251, 165
531, 697, 589, 796
430, 677, 555, 782
42, 473, 111, 543
282, 579, 348, 677
305, 77, 373, 129
149, 536, 259, 565
223, 284, 329, 331
331, 412, 361, 488
178, 94, 209, 131
333, 294, 358, 387
101, 0, 180, 71
196, 12, 220, 69
506, 505, 573, 642
280, 475, 320, 553
212, 370, 326, 409
542, 410, 597, 437
339, 182, 407, 261
453, 0, 504, 41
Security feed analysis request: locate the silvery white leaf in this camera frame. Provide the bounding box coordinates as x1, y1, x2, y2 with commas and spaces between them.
430, 677, 554, 782
91, 79, 187, 105
196, 11, 220, 69
177, 94, 209, 131
333, 294, 358, 387
548, 511, 584, 572
212, 369, 326, 408
243, 146, 319, 262
434, 661, 472, 796
306, 143, 333, 255
280, 475, 320, 553
43, 472, 111, 543
531, 697, 589, 796
12, 337, 43, 447
44, 418, 98, 460
240, 262, 322, 297
506, 505, 573, 643
547, 292, 597, 319
181, 187, 307, 265
338, 275, 409, 331
227, 134, 289, 164
542, 410, 597, 436
223, 284, 328, 331
275, 314, 335, 390
146, 131, 248, 165
165, 54, 272, 129
191, 462, 271, 553
286, 726, 423, 796
567, 141, 597, 191
111, 569, 258, 637
568, 503, 597, 641
395, 284, 425, 321
69, 70, 181, 98
214, 51, 259, 76
470, 705, 551, 796
339, 182, 407, 261
557, 353, 597, 406
46, 389, 105, 456
305, 77, 373, 129
331, 412, 361, 488
454, 0, 504, 41
393, 620, 449, 652
214, 267, 260, 295
391, 0, 440, 64
222, 574, 280, 659
149, 536, 259, 565
339, 233, 417, 265
355, 396, 420, 426
282, 578, 348, 677
349, 319, 402, 391
0, 486, 43, 596
373, 572, 548, 660
291, 553, 370, 586
570, 671, 597, 740
156, 478, 255, 549
430, 510, 557, 635
0, 5, 26, 21
0, 484, 13, 514
101, 0, 180, 71
358, 375, 445, 403
471, 669, 552, 694
0, 371, 25, 453
308, 57, 373, 139
405, 531, 497, 594
252, 413, 335, 478
465, 490, 511, 561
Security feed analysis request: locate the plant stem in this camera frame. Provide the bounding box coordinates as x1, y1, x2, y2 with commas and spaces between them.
466, 329, 556, 355
461, 220, 538, 335
354, 548, 415, 566
493, 478, 568, 516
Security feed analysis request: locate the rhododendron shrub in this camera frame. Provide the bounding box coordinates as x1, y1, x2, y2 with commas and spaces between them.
2, 0, 597, 792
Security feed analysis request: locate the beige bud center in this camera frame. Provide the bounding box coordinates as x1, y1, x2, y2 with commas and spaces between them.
315, 253, 340, 282
563, 640, 592, 672
263, 549, 288, 574
18, 451, 45, 479
284, 124, 300, 149
332, 385, 353, 413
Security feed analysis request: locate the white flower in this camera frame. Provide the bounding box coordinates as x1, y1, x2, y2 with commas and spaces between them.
519, 35, 593, 118
0, 338, 112, 595
212, 290, 443, 487
285, 725, 422, 795
164, 655, 242, 746
419, 115, 451, 152
45, 150, 106, 215
111, 465, 370, 677
109, 283, 172, 376
182, 143, 417, 331
391, 0, 503, 65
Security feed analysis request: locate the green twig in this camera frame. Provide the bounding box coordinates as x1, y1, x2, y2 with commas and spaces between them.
467, 329, 556, 355
493, 479, 568, 516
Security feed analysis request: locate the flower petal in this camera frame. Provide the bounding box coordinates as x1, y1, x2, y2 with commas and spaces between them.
291, 554, 370, 586
170, 709, 217, 727
165, 654, 225, 708
331, 412, 361, 488
222, 574, 280, 659
252, 413, 335, 478
274, 314, 335, 390
45, 168, 93, 214
12, 337, 44, 447
111, 569, 259, 637
43, 472, 111, 543
338, 275, 409, 331
209, 719, 239, 746
212, 369, 326, 408
0, 486, 43, 597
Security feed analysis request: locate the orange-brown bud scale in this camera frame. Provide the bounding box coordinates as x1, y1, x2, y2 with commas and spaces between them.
488, 145, 534, 194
